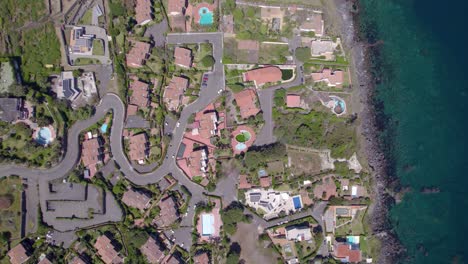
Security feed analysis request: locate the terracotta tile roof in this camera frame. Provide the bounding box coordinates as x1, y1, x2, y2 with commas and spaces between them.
300, 13, 324, 36
167, 0, 186, 16
81, 138, 102, 167
126, 41, 151, 68
195, 110, 218, 139
313, 175, 337, 201
8, 244, 30, 264
163, 76, 189, 111
165, 255, 182, 264
135, 0, 152, 25
69, 256, 87, 264
286, 94, 301, 108
128, 133, 148, 161
122, 188, 151, 211
140, 236, 166, 263
335, 243, 362, 263
243, 66, 282, 87
38, 257, 53, 264
174, 47, 192, 68
260, 176, 272, 188
238, 175, 252, 189
94, 235, 123, 264
170, 15, 186, 31
193, 252, 209, 264
127, 104, 138, 116
129, 79, 150, 107
237, 40, 260, 51
154, 195, 179, 227
233, 89, 260, 119
311, 69, 344, 87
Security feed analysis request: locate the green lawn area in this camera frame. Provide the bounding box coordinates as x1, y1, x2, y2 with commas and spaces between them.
194, 43, 213, 70
259, 43, 290, 64
92, 39, 105, 56
78, 8, 93, 25
0, 176, 23, 252
335, 210, 366, 236
74, 57, 101, 65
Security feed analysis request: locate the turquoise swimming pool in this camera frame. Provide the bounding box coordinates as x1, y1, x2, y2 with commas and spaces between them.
199, 7, 213, 25
100, 123, 108, 133
36, 127, 52, 145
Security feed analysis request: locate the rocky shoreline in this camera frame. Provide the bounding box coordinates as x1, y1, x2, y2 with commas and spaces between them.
334, 0, 406, 263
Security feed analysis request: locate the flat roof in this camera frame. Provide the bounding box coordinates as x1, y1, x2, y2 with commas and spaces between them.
201, 213, 214, 236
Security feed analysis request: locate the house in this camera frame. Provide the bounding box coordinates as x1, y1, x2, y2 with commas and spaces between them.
237, 40, 260, 51
311, 69, 344, 87
233, 89, 260, 119
8, 243, 30, 264
334, 243, 362, 263
192, 107, 218, 139
94, 235, 123, 264
186, 148, 209, 178
286, 94, 301, 108
299, 13, 324, 36
38, 256, 53, 264
126, 41, 151, 68
259, 176, 272, 188
310, 39, 335, 57
193, 252, 210, 264
174, 47, 193, 68
121, 188, 151, 211
163, 76, 189, 111
69, 27, 94, 54
128, 79, 150, 107
167, 0, 187, 31
153, 195, 179, 227
135, 0, 153, 25
238, 175, 252, 189
285, 226, 312, 241
69, 256, 87, 264
128, 133, 149, 163
243, 66, 282, 87
0, 98, 24, 122
140, 236, 167, 263
81, 137, 103, 178
313, 175, 337, 200
57, 71, 81, 101
165, 255, 183, 264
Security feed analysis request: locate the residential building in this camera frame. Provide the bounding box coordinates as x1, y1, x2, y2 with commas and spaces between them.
299, 13, 324, 36
8, 243, 30, 264
192, 109, 218, 139
154, 195, 179, 227
187, 148, 209, 177
233, 89, 260, 119
126, 41, 151, 68
81, 137, 103, 178
313, 175, 337, 200
174, 47, 193, 68
259, 176, 272, 188
243, 66, 282, 87
121, 188, 151, 211
334, 243, 362, 263
285, 226, 312, 241
38, 256, 53, 264
238, 175, 252, 189
193, 252, 209, 264
310, 39, 335, 57
163, 76, 189, 111
140, 236, 166, 263
286, 94, 301, 108
129, 79, 150, 107
94, 235, 123, 264
311, 69, 344, 87
128, 133, 149, 163
0, 98, 24, 122
165, 255, 183, 264
69, 256, 87, 264
57, 71, 81, 101
167, 0, 186, 31
135, 0, 153, 25
69, 27, 94, 54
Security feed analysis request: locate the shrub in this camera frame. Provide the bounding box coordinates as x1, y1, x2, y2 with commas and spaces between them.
201, 55, 215, 68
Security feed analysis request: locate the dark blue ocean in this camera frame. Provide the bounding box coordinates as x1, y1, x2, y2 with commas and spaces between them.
358, 0, 468, 263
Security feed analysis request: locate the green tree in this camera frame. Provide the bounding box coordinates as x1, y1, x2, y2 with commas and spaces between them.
295, 47, 311, 62
201, 55, 215, 68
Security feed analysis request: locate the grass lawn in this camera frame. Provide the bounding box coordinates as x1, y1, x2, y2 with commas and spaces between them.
92, 39, 105, 56
194, 43, 213, 70
335, 210, 366, 236
0, 177, 23, 247
259, 43, 290, 64
78, 8, 93, 25
74, 57, 101, 65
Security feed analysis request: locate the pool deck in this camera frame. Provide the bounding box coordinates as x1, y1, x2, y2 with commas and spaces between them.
231, 125, 256, 155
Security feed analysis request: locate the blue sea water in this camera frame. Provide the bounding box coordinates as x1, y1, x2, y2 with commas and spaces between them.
359, 0, 468, 263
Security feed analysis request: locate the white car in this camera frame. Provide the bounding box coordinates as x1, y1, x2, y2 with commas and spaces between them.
176, 122, 180, 128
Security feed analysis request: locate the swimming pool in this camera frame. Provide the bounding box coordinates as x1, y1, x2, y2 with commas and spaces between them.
36, 127, 52, 145
100, 123, 108, 133
235, 142, 247, 151
199, 7, 213, 25
292, 196, 302, 209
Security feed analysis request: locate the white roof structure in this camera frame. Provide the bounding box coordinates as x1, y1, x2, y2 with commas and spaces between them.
201, 213, 214, 236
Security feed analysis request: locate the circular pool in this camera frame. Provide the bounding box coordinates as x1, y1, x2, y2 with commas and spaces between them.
36, 127, 52, 145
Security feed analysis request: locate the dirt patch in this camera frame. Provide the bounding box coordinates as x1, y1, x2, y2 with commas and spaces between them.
288, 150, 323, 175
0, 195, 13, 209
231, 222, 281, 264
